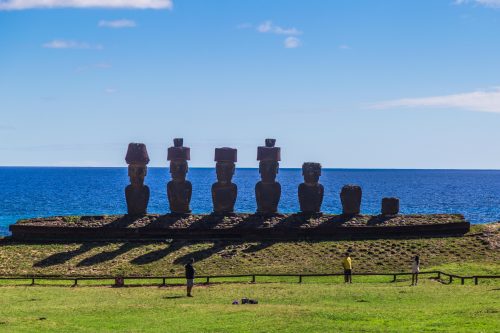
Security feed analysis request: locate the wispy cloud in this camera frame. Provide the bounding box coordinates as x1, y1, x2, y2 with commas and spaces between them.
75, 63, 111, 72
0, 125, 16, 131
284, 37, 301, 49
43, 39, 102, 50
257, 21, 302, 36
240, 20, 303, 48
454, 0, 500, 8
236, 23, 252, 29
98, 19, 136, 28
370, 87, 500, 114
0, 0, 173, 10
339, 44, 351, 50
104, 88, 118, 94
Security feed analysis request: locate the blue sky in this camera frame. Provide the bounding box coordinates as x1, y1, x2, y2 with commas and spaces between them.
1, 0, 500, 168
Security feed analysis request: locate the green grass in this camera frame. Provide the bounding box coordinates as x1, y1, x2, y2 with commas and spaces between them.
0, 224, 498, 277
0, 279, 498, 333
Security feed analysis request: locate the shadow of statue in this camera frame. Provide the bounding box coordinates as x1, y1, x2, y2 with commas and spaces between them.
33, 243, 102, 268
172, 241, 243, 265
130, 241, 185, 265
76, 242, 142, 267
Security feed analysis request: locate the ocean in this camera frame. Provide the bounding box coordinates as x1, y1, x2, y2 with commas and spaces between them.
0, 167, 499, 236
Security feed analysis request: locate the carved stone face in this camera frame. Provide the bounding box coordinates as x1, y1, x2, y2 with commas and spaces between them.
216, 161, 235, 184
259, 160, 279, 183
302, 165, 321, 184
128, 164, 147, 187
170, 160, 188, 181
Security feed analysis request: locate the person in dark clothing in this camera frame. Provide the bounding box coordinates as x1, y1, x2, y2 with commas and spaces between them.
185, 258, 195, 297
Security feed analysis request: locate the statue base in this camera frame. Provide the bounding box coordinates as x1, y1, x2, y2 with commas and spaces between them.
9, 213, 470, 242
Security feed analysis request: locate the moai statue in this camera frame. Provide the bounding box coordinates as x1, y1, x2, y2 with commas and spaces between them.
212, 147, 238, 215
125, 143, 150, 216
298, 162, 324, 214
255, 139, 281, 214
167, 138, 192, 214
340, 184, 362, 216
381, 197, 400, 216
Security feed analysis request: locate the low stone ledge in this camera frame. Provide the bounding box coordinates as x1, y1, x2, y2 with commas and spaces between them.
9, 214, 470, 241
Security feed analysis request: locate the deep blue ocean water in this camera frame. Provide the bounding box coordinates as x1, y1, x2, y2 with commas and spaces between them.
1, 167, 499, 236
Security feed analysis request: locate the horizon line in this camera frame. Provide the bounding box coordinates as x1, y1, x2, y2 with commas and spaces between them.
1, 166, 500, 171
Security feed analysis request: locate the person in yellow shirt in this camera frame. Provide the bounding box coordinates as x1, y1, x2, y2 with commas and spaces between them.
342, 253, 352, 283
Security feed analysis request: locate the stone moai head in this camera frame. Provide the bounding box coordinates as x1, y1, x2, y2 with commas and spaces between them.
381, 197, 400, 216
257, 139, 281, 183
340, 184, 362, 216
215, 147, 237, 184
125, 143, 150, 187
302, 162, 321, 184
167, 138, 190, 182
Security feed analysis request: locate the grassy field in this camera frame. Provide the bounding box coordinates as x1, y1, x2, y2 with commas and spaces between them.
0, 278, 499, 333
0, 224, 498, 277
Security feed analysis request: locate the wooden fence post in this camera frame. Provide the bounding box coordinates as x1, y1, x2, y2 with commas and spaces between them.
251, 275, 256, 283
437, 272, 441, 280
474, 277, 478, 285
206, 277, 210, 284
31, 278, 35, 285
73, 279, 78, 287
392, 274, 397, 282
449, 275, 453, 284
162, 278, 166, 287
299, 275, 302, 283
461, 278, 464, 285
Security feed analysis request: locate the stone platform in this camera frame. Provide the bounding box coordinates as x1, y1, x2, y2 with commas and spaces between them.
9, 213, 470, 241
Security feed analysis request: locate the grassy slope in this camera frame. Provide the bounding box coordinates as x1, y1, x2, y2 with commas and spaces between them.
0, 224, 498, 277
0, 280, 499, 333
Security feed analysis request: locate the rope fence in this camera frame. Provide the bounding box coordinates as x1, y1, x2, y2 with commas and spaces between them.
0, 271, 498, 287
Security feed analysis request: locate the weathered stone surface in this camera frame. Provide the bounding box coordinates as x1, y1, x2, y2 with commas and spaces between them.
340, 185, 362, 215
382, 197, 400, 216
212, 148, 238, 215
125, 143, 150, 216
167, 139, 192, 214
256, 139, 281, 214
298, 162, 324, 214
10, 214, 471, 241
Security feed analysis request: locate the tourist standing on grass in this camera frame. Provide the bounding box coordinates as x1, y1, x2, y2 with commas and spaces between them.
411, 255, 420, 286
185, 258, 195, 297
342, 253, 352, 283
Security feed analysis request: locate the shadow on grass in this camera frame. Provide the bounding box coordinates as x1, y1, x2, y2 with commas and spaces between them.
173, 241, 244, 265
76, 243, 142, 267
130, 242, 185, 265
33, 243, 102, 268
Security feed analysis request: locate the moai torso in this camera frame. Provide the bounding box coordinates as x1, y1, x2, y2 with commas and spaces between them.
298, 162, 324, 214
125, 184, 150, 215
167, 180, 192, 214
255, 181, 281, 214
212, 182, 237, 214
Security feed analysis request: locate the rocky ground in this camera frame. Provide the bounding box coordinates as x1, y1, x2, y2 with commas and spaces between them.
15, 213, 466, 230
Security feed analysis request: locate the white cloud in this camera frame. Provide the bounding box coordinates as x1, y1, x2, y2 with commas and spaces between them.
105, 88, 118, 94
236, 23, 252, 29
0, 0, 173, 10
75, 63, 111, 72
257, 21, 302, 35
284, 36, 301, 49
370, 87, 500, 114
42, 39, 102, 49
339, 44, 351, 50
454, 0, 500, 8
99, 19, 136, 28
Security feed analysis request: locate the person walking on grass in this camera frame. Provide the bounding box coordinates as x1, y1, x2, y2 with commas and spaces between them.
342, 252, 352, 283
185, 258, 195, 297
411, 255, 420, 286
